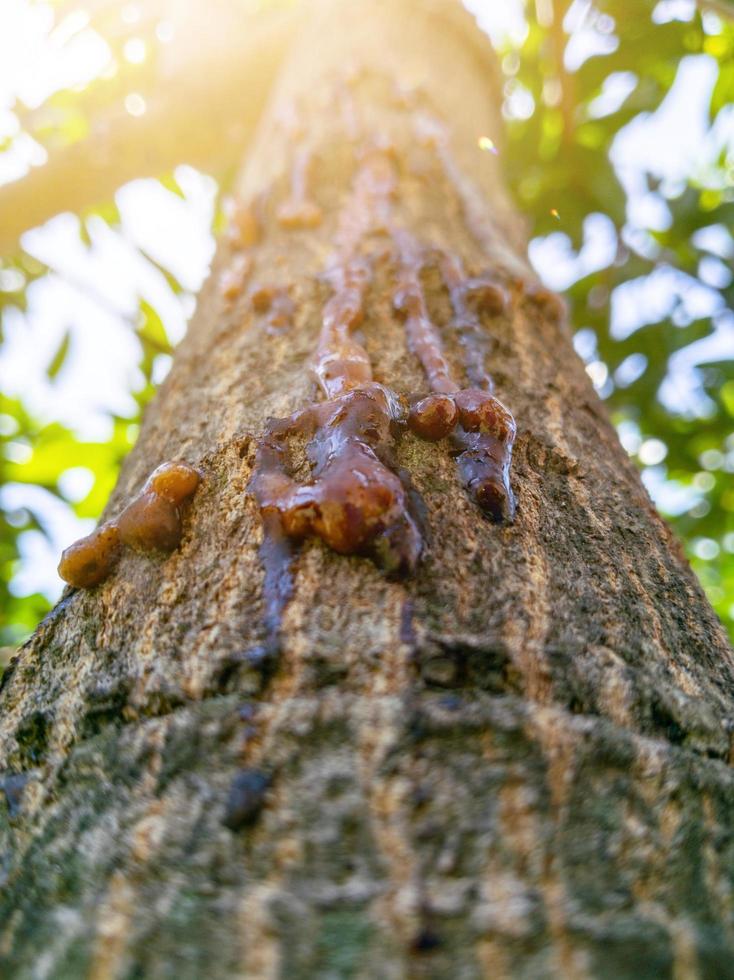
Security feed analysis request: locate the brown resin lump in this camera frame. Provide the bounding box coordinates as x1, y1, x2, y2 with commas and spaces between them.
439, 252, 507, 391
57, 460, 201, 588
454, 389, 514, 437
463, 279, 508, 316
220, 254, 252, 303
451, 392, 517, 522
276, 199, 323, 230
118, 492, 182, 554
250, 284, 275, 313
394, 234, 458, 396
406, 386, 516, 522
119, 461, 200, 553
525, 282, 566, 322
144, 461, 200, 505
251, 384, 422, 574
226, 200, 260, 249
392, 241, 517, 523
249, 136, 519, 588
249, 285, 294, 334
58, 522, 121, 589
407, 393, 458, 441
314, 259, 373, 398
276, 147, 323, 230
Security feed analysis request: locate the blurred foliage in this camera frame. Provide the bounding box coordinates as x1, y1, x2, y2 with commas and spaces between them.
502, 0, 734, 637
0, 0, 733, 650
0, 391, 138, 645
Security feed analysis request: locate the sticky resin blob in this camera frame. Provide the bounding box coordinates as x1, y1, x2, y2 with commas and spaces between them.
406, 387, 516, 520
57, 523, 121, 589
226, 200, 260, 250
248, 129, 525, 601
57, 461, 201, 588
451, 389, 517, 521
407, 393, 458, 441
251, 146, 423, 577
118, 461, 200, 553
394, 237, 517, 522
252, 384, 422, 575
117, 492, 182, 553
276, 147, 323, 230
144, 461, 201, 505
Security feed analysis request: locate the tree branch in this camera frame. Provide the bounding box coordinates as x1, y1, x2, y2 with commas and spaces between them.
0, 4, 298, 256
549, 0, 576, 147
696, 0, 734, 19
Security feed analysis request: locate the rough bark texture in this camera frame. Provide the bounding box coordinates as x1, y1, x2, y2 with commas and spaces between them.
2, 3, 734, 978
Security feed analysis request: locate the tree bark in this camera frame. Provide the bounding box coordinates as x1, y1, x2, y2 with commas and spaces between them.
2, 2, 734, 977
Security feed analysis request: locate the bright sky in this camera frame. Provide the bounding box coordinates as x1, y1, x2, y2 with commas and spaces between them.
0, 0, 731, 605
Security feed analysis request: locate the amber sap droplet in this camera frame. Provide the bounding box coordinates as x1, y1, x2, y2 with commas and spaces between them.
220, 254, 252, 302
227, 202, 260, 249
276, 200, 323, 230
464, 279, 508, 317
250, 284, 274, 313
408, 393, 458, 441
58, 460, 200, 586
58, 522, 121, 588
454, 389, 515, 439
252, 386, 422, 575
453, 436, 516, 522
143, 461, 200, 505
526, 284, 565, 323
474, 478, 509, 519
118, 492, 182, 553
265, 290, 294, 335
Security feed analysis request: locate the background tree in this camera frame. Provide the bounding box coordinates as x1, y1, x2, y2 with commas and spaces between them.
1, 0, 733, 650
1, 0, 734, 976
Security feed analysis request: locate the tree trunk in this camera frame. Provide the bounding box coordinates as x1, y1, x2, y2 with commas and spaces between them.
2, 2, 734, 977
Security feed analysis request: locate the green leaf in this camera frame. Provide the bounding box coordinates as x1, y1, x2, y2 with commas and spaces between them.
46, 329, 71, 381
